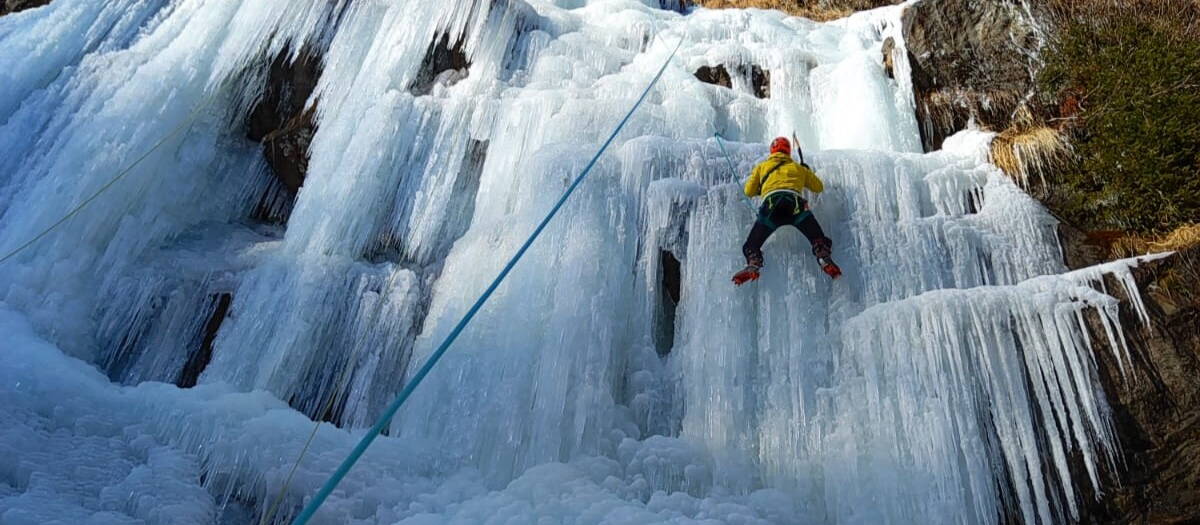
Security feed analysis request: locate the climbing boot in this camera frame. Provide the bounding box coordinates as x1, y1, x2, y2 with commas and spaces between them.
732, 264, 761, 286
818, 257, 842, 280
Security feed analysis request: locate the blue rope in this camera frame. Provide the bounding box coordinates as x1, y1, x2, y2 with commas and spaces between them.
713, 132, 740, 182
290, 37, 684, 525
714, 133, 763, 214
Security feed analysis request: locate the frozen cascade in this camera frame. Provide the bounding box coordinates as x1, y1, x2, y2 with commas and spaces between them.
0, 0, 1157, 524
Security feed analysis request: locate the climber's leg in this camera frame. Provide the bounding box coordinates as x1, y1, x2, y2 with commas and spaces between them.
790, 205, 840, 279
742, 220, 774, 269
734, 200, 784, 285
793, 213, 832, 260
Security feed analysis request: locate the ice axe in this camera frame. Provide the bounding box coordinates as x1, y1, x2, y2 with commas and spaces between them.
792, 131, 816, 205
791, 131, 806, 165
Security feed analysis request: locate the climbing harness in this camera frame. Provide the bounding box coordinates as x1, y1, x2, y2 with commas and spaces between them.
0, 90, 219, 266
759, 192, 812, 230
289, 36, 685, 525
713, 133, 807, 225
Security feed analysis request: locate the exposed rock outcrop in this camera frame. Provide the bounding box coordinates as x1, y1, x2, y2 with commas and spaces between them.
907, 2, 1200, 520
694, 65, 733, 88
1058, 215, 1200, 524
247, 47, 322, 198
1078, 248, 1200, 524
694, 63, 771, 98
744, 64, 770, 99
0, 0, 49, 16
656, 249, 682, 357
881, 36, 896, 78
901, 0, 1047, 151
410, 33, 471, 97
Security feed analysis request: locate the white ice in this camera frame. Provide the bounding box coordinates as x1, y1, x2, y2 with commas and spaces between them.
0, 0, 1159, 523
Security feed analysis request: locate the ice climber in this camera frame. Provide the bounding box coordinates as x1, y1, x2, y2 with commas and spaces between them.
732, 137, 841, 285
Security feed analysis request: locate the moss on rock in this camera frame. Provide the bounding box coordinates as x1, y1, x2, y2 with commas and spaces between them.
1039, 0, 1200, 233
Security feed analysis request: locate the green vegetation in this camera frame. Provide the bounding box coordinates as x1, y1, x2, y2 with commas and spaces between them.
1038, 0, 1200, 233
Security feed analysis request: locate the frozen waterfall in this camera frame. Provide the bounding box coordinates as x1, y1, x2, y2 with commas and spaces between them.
0, 0, 1152, 523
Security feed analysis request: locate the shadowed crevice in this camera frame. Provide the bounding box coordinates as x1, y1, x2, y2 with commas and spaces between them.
656, 250, 682, 357
411, 33, 471, 97
177, 293, 233, 388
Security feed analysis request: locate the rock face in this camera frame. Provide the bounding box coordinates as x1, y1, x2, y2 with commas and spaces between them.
744, 64, 770, 99
903, 1, 1200, 520
246, 47, 322, 198
694, 63, 771, 98
881, 36, 896, 78
1077, 248, 1200, 524
901, 0, 1046, 151
694, 65, 733, 88
1058, 220, 1200, 524
0, 0, 49, 16
410, 33, 470, 97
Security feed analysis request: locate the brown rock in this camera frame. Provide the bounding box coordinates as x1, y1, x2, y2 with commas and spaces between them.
260, 105, 316, 194
689, 0, 900, 21
901, 0, 1048, 151
695, 64, 771, 98
1077, 248, 1200, 524
0, 0, 50, 16
410, 33, 470, 97
740, 64, 771, 99
882, 36, 896, 78
695, 64, 733, 88
246, 46, 322, 201
1056, 221, 1110, 269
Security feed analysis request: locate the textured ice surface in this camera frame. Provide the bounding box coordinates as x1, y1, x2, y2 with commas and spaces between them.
0, 0, 1157, 523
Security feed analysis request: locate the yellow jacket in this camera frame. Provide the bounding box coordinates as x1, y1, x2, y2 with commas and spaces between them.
743, 153, 824, 198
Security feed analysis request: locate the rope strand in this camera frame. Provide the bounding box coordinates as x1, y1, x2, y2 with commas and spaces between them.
289, 36, 685, 525
0, 94, 217, 266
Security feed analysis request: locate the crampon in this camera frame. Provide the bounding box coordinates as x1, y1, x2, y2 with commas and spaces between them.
732, 265, 761, 286
819, 258, 842, 280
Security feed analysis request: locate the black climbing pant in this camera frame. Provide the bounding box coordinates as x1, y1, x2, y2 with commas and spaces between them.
742, 192, 832, 267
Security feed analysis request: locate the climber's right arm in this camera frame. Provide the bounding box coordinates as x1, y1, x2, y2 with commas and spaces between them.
744, 163, 762, 197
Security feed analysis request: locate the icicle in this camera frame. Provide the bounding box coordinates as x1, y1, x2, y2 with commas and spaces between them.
0, 1, 1162, 523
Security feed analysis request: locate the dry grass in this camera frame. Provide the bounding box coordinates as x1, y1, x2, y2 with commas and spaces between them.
690, 0, 855, 21
1113, 226, 1200, 310
989, 125, 1073, 189
1151, 224, 1200, 253
1043, 0, 1200, 39
1079, 226, 1200, 310
1111, 224, 1200, 258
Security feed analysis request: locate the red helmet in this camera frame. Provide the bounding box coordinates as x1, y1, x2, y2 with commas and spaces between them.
770, 137, 791, 155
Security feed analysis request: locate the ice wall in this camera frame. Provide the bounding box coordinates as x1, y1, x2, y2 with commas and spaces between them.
0, 0, 1148, 524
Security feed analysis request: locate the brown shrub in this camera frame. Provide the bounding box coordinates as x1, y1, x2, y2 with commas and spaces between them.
689, 0, 897, 21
